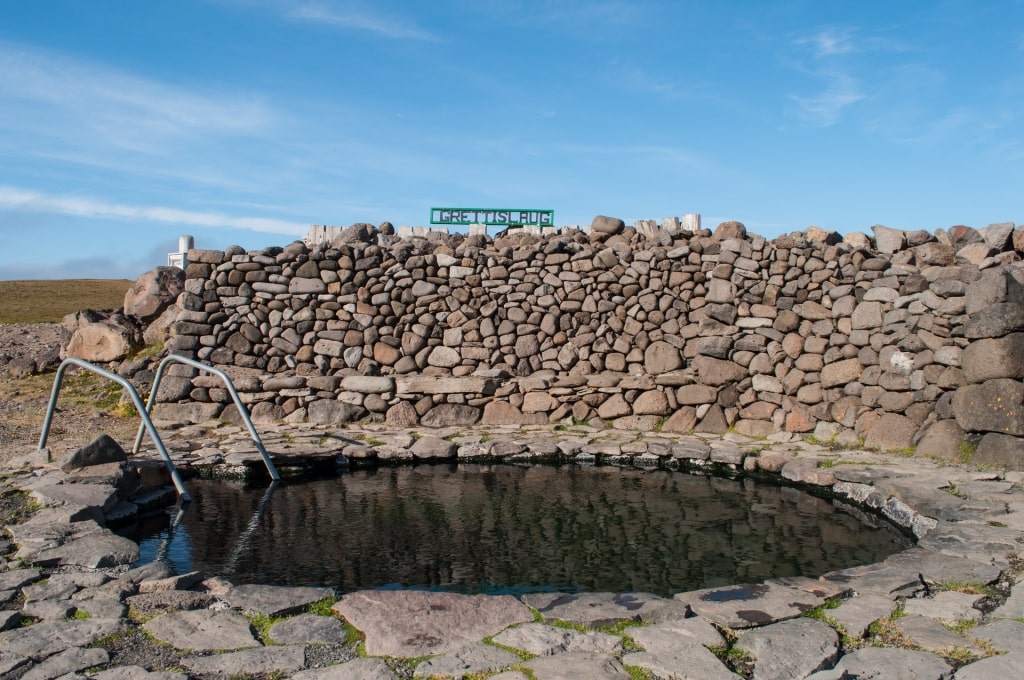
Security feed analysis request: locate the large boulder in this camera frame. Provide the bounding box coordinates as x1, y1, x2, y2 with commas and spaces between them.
60, 434, 128, 472
61, 309, 142, 363
871, 225, 906, 253
953, 379, 1024, 435
712, 220, 746, 241
123, 266, 185, 323
591, 215, 625, 236
961, 334, 1024, 383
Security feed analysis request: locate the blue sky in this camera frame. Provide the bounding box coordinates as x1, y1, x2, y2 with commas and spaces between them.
0, 0, 1021, 280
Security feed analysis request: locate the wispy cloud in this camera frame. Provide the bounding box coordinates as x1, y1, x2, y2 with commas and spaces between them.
797, 28, 857, 57
609, 62, 731, 107
789, 72, 864, 127
0, 186, 307, 234
0, 42, 274, 154
286, 2, 439, 40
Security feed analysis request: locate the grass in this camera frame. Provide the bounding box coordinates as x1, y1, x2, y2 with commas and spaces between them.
959, 439, 979, 464
942, 483, 968, 499
936, 581, 997, 597
0, 279, 132, 324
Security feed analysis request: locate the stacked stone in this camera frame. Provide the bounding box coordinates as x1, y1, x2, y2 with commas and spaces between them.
932, 267, 1024, 468
155, 218, 1024, 466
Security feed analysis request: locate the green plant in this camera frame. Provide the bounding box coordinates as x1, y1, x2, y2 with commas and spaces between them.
937, 581, 996, 597
942, 619, 979, 635
959, 440, 978, 464
942, 483, 968, 499
482, 634, 535, 662
624, 665, 655, 680
942, 646, 976, 663
307, 597, 336, 617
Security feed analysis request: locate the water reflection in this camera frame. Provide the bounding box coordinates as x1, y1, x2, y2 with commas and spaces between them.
120, 464, 910, 597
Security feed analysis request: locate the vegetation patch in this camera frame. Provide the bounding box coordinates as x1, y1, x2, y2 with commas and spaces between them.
0, 279, 132, 324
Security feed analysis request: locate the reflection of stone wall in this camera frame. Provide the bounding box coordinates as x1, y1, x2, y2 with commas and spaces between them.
178, 466, 904, 595
160, 219, 1024, 468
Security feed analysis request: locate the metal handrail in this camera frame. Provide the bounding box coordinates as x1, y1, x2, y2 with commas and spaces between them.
38, 358, 191, 501
133, 354, 280, 481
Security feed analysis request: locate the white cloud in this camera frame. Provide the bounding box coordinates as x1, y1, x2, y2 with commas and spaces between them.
789, 72, 864, 127
0, 186, 307, 235
287, 2, 439, 40
0, 42, 274, 154
797, 28, 857, 57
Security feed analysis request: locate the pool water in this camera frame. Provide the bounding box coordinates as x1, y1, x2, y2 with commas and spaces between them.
118, 464, 910, 597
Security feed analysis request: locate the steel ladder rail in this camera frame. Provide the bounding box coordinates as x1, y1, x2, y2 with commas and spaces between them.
132, 354, 280, 481
38, 357, 192, 501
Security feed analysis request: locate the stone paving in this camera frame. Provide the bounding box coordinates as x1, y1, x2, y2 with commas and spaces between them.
2, 422, 1024, 679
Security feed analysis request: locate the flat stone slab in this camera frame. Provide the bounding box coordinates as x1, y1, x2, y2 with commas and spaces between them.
735, 617, 839, 679
902, 591, 983, 623
28, 481, 119, 513
143, 609, 260, 652
0, 618, 125, 660
492, 622, 622, 656
628, 618, 726, 652
332, 590, 533, 657
32, 530, 140, 569
0, 567, 42, 591
892, 614, 987, 657
181, 644, 308, 677
822, 548, 1000, 597
807, 647, 952, 679
674, 582, 826, 629
291, 657, 398, 679
523, 651, 631, 680
20, 646, 109, 680
621, 639, 737, 680
521, 591, 692, 627
828, 592, 897, 638
0, 650, 31, 678
90, 666, 187, 679
125, 591, 217, 616
970, 618, 1024, 652
413, 641, 521, 678
994, 586, 1024, 619
953, 652, 1024, 679
267, 612, 348, 645
223, 583, 335, 617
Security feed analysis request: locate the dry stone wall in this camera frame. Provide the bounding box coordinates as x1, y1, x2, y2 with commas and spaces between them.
156, 219, 1024, 469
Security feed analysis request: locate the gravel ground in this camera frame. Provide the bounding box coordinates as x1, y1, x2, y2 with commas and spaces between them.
0, 322, 141, 465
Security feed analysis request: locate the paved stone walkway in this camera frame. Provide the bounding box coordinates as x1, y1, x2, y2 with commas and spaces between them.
2, 422, 1024, 678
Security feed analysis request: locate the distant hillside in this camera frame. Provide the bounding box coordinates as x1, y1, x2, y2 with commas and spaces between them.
0, 279, 132, 324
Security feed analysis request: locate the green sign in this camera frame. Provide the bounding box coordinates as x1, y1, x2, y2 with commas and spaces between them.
430, 208, 554, 227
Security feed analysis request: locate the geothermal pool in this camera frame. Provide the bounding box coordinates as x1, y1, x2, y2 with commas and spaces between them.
119, 464, 909, 597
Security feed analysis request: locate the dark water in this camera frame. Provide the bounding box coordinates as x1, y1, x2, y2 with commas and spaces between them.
118, 464, 910, 597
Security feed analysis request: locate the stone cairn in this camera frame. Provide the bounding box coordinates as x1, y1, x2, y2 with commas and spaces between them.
65, 217, 1024, 470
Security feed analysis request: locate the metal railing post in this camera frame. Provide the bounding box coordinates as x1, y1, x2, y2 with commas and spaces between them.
133, 354, 280, 481
39, 358, 191, 501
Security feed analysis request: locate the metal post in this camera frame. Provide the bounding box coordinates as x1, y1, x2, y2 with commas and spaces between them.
39, 358, 191, 501
133, 354, 280, 481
